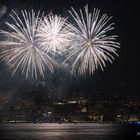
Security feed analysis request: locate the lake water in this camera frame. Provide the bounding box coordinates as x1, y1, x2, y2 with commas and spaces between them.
0, 123, 139, 140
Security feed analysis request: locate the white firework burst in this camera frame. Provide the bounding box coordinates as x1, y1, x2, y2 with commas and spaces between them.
65, 5, 120, 76
37, 14, 72, 54
0, 10, 56, 79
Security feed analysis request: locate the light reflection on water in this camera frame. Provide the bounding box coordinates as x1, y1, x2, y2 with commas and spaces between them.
0, 123, 137, 140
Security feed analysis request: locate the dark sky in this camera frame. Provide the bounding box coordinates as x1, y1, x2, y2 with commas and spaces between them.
0, 0, 139, 95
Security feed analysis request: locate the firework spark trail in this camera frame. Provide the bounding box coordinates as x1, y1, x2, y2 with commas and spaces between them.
0, 6, 120, 79
37, 14, 73, 55
65, 5, 120, 76
0, 10, 56, 79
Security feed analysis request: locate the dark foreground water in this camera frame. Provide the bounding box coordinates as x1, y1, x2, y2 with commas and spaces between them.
0, 123, 139, 140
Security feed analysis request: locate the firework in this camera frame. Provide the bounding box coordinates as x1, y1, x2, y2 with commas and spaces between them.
65, 5, 120, 76
37, 14, 72, 54
0, 10, 56, 79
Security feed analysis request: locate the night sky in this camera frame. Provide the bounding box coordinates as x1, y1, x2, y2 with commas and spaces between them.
0, 0, 139, 96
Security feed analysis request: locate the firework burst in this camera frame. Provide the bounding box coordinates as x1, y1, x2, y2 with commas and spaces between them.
0, 10, 56, 79
65, 5, 120, 76
37, 14, 72, 54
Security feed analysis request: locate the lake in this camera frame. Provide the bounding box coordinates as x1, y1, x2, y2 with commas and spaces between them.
0, 123, 139, 140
